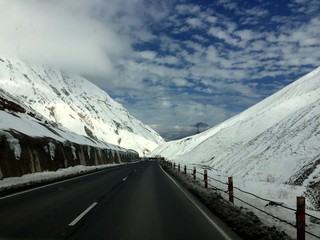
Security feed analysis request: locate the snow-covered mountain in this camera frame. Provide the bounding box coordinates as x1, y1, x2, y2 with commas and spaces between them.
0, 57, 164, 156
152, 66, 320, 186
0, 88, 140, 179
0, 89, 133, 153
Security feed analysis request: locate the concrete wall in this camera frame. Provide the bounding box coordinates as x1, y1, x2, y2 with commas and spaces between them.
0, 132, 139, 179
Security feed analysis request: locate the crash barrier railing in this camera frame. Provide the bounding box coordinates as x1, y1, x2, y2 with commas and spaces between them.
164, 160, 320, 240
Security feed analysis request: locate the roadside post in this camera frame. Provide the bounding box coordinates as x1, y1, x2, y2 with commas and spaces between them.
297, 196, 305, 240
204, 169, 208, 188
228, 177, 234, 203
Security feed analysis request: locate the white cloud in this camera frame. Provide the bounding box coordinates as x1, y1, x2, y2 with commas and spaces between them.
172, 78, 194, 87
1, 0, 319, 140
244, 7, 269, 17
192, 34, 208, 43
186, 17, 203, 28
127, 92, 233, 140
138, 51, 157, 60
175, 4, 201, 15
206, 46, 219, 62
288, 0, 320, 15
234, 29, 259, 41
208, 27, 238, 46
154, 56, 180, 65
206, 16, 218, 24
0, 0, 133, 78
216, 0, 238, 10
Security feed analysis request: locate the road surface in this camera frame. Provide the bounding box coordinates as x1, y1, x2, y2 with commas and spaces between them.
0, 160, 241, 239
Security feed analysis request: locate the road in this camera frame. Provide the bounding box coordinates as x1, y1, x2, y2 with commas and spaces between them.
0, 160, 241, 240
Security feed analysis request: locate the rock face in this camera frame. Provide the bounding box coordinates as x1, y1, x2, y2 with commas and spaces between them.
0, 57, 164, 156
0, 132, 137, 179
0, 80, 138, 179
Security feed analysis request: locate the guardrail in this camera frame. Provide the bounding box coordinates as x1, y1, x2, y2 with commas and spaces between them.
162, 160, 320, 240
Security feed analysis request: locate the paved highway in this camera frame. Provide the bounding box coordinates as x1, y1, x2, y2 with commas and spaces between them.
0, 160, 241, 240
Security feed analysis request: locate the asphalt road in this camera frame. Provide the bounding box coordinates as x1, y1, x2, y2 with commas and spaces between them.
0, 160, 241, 240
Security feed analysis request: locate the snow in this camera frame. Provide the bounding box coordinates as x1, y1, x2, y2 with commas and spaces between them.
6, 132, 21, 160
175, 164, 320, 239
48, 142, 56, 160
304, 164, 320, 186
0, 56, 165, 156
0, 56, 319, 238
0, 111, 61, 140
204, 171, 320, 239
0, 109, 128, 153
151, 65, 320, 184
0, 163, 131, 190
152, 66, 320, 238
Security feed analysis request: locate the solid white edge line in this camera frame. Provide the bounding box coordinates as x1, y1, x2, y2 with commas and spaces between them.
160, 165, 233, 240
68, 202, 98, 226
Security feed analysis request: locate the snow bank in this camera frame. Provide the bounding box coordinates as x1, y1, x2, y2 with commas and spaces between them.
0, 163, 128, 190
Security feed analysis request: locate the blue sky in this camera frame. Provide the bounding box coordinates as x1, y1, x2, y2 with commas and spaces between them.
1, 0, 320, 140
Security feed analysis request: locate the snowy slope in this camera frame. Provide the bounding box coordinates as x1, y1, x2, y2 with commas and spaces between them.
0, 89, 140, 179
0, 57, 164, 156
152, 66, 320, 185
0, 89, 130, 152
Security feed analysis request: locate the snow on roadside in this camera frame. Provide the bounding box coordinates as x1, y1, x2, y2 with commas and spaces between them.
180, 165, 320, 239
203, 170, 320, 240
0, 163, 131, 190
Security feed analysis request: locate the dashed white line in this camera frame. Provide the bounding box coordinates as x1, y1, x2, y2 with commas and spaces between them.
68, 202, 98, 226
0, 165, 133, 200
122, 177, 128, 181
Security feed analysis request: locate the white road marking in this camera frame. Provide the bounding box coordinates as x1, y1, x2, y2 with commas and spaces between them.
122, 177, 128, 181
68, 202, 98, 226
0, 163, 139, 200
160, 165, 233, 240
0, 171, 103, 200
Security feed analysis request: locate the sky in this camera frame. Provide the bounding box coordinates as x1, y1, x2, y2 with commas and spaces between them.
0, 0, 320, 140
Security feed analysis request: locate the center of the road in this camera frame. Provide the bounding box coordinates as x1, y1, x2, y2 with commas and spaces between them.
68, 171, 134, 228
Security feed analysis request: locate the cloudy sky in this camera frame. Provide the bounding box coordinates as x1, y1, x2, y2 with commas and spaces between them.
1, 0, 320, 140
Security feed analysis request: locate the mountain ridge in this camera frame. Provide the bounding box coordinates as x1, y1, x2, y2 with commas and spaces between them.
0, 56, 164, 156
151, 65, 320, 186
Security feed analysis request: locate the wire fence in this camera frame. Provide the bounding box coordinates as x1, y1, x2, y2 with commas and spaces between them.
163, 160, 320, 239
207, 175, 228, 186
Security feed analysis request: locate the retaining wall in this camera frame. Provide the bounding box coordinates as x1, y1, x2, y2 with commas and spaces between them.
0, 131, 138, 179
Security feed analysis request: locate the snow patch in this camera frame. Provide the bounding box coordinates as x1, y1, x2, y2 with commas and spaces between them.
5, 132, 21, 160
71, 145, 77, 160
87, 146, 91, 159
48, 142, 56, 160
304, 164, 320, 186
